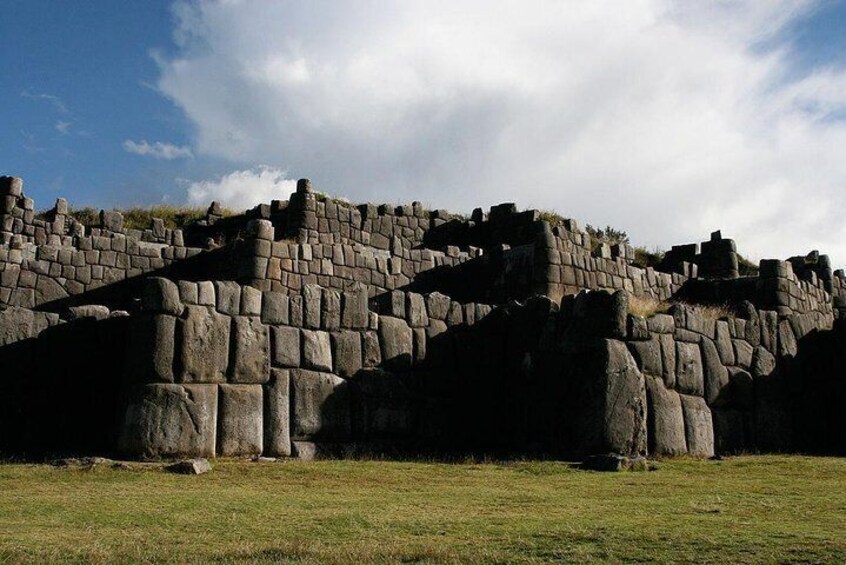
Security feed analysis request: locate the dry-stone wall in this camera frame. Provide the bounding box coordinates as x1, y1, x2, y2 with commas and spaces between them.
0, 177, 205, 309
2, 173, 846, 461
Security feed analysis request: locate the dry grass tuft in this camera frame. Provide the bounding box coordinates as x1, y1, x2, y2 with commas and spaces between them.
627, 295, 670, 318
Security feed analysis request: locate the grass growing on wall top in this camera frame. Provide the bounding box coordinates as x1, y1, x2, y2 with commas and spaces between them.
39, 205, 235, 231
0, 455, 844, 563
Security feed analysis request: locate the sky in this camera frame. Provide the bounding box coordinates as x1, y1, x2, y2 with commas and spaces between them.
2, 0, 846, 266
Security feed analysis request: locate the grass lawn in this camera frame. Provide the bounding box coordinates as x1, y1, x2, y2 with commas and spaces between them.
0, 455, 844, 563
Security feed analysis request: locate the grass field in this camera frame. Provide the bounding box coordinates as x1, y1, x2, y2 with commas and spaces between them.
0, 455, 844, 563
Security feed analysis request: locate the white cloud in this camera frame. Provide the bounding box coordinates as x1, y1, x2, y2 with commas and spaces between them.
123, 139, 194, 160
55, 121, 72, 135
156, 0, 846, 265
185, 166, 296, 209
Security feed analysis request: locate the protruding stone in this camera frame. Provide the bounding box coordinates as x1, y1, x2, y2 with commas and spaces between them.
142, 277, 182, 315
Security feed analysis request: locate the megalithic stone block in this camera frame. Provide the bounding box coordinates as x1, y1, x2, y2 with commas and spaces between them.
118, 384, 218, 459
230, 316, 270, 384
264, 369, 291, 457
178, 305, 230, 383
218, 384, 263, 457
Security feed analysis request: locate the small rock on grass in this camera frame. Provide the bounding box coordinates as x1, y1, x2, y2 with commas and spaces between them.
581, 453, 653, 472
165, 458, 212, 475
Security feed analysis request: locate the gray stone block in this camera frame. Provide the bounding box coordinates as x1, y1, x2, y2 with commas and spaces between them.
701, 337, 729, 405
118, 384, 217, 459
178, 305, 230, 383
680, 394, 715, 457
240, 286, 263, 316
627, 337, 662, 377
214, 281, 241, 316
126, 314, 176, 383
230, 316, 270, 383
675, 341, 704, 396
142, 277, 182, 315
645, 376, 687, 456
425, 292, 451, 321
217, 384, 263, 457
302, 329, 332, 372
406, 292, 428, 327
378, 316, 413, 370
303, 284, 322, 329
262, 292, 290, 325
264, 369, 291, 457
332, 330, 362, 378
291, 370, 351, 440
271, 325, 301, 368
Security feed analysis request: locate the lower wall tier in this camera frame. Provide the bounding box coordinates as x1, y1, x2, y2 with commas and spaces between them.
1, 282, 844, 460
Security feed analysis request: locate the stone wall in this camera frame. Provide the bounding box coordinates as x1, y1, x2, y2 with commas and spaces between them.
0, 178, 206, 309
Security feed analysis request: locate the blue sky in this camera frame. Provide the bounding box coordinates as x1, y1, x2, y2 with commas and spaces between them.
2, 1, 846, 264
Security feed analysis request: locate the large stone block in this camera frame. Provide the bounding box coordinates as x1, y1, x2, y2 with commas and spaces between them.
291, 370, 351, 440
645, 376, 687, 456
659, 333, 676, 389
264, 369, 291, 457
178, 305, 230, 383
230, 316, 270, 383
701, 337, 729, 405
303, 284, 322, 329
142, 277, 182, 315
627, 337, 662, 377
271, 325, 301, 368
406, 292, 428, 327
302, 329, 332, 372
118, 384, 217, 459
217, 384, 263, 457
378, 316, 413, 370
125, 314, 176, 382
574, 339, 647, 457
214, 281, 241, 316
680, 394, 715, 457
261, 292, 289, 325
332, 330, 362, 378
675, 341, 704, 396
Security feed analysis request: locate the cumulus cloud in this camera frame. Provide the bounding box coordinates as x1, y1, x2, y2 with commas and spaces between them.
185, 166, 296, 209
156, 0, 846, 264
123, 139, 193, 159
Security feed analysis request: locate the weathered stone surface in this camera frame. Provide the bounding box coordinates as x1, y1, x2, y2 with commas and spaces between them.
751, 346, 776, 379
291, 370, 351, 440
341, 283, 368, 329
574, 339, 647, 457
680, 394, 715, 457
714, 320, 735, 365
302, 329, 332, 372
777, 319, 797, 357
321, 288, 341, 330
363, 331, 382, 367
303, 284, 322, 329
646, 314, 674, 334
425, 292, 451, 321
627, 337, 662, 377
701, 337, 729, 405
0, 306, 35, 345
406, 292, 428, 327
126, 314, 176, 382
264, 369, 291, 457
261, 292, 289, 325
240, 286, 262, 316
658, 333, 676, 389
378, 316, 413, 370
214, 281, 241, 316
675, 341, 704, 396
645, 376, 687, 456
271, 325, 301, 368
118, 384, 217, 459
332, 330, 362, 378
165, 458, 212, 475
733, 339, 753, 369
68, 304, 110, 320
218, 384, 263, 457
142, 277, 182, 315
230, 316, 270, 383
178, 306, 230, 383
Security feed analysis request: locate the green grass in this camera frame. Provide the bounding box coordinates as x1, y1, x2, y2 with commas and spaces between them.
0, 456, 844, 563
